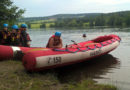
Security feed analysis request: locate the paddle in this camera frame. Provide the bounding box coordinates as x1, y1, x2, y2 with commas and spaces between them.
71, 40, 81, 47
65, 40, 81, 49
71, 40, 77, 45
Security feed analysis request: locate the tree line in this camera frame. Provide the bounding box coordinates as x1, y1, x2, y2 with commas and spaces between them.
39, 11, 130, 28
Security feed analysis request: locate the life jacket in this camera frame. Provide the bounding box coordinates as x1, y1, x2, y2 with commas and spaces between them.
0, 30, 10, 45
2, 30, 10, 39
11, 33, 20, 41
10, 32, 21, 46
46, 35, 61, 48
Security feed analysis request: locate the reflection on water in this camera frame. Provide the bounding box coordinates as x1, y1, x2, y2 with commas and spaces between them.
55, 54, 120, 83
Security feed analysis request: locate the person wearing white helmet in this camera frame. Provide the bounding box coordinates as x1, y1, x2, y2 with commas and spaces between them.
46, 32, 63, 48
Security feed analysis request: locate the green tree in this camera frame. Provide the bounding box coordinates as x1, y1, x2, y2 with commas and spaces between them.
107, 16, 115, 26
114, 17, 123, 26
68, 19, 78, 27
95, 15, 105, 26
40, 23, 46, 28
125, 15, 130, 26
0, 0, 25, 26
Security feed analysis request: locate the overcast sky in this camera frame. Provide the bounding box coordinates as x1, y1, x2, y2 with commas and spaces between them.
12, 0, 130, 17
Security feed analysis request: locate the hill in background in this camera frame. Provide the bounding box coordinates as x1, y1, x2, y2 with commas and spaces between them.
18, 11, 130, 28
18, 13, 102, 22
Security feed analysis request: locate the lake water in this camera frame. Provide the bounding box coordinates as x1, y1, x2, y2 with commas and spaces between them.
28, 28, 130, 90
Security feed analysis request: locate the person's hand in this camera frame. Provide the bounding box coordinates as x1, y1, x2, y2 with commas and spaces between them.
27, 41, 31, 47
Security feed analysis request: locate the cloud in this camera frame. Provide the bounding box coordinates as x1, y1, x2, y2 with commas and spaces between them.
76, 0, 130, 5
12, 0, 130, 17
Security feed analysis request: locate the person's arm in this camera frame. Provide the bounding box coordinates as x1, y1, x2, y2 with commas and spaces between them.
57, 38, 63, 48
53, 38, 63, 48
48, 38, 54, 48
27, 33, 31, 41
26, 33, 31, 47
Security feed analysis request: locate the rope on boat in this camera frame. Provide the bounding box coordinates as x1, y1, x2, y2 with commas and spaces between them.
95, 44, 103, 48
54, 38, 118, 53
114, 38, 121, 42
87, 45, 97, 50
54, 44, 102, 53
77, 47, 89, 52
66, 48, 80, 53
54, 49, 67, 52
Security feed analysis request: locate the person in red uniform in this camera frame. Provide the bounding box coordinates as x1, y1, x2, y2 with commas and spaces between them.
10, 25, 21, 46
0, 24, 10, 45
46, 32, 63, 48
20, 24, 31, 47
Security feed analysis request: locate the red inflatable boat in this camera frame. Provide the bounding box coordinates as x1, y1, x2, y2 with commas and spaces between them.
22, 34, 121, 71
0, 45, 48, 60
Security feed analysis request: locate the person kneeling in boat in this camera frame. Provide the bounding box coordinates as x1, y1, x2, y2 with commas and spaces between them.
10, 25, 21, 46
20, 24, 31, 47
46, 32, 63, 48
0, 24, 10, 45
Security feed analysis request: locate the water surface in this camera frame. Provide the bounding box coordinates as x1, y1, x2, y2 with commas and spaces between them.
28, 28, 130, 90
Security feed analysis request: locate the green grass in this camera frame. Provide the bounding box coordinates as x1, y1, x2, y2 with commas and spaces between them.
17, 19, 56, 29
64, 79, 117, 90
30, 23, 42, 28
83, 22, 90, 27
0, 60, 117, 90
45, 23, 55, 28
29, 23, 55, 28
32, 19, 56, 23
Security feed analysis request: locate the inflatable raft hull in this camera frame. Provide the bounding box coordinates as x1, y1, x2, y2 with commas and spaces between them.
22, 34, 121, 71
0, 45, 48, 60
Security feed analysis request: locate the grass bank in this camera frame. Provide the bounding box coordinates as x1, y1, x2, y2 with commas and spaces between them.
0, 60, 117, 90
